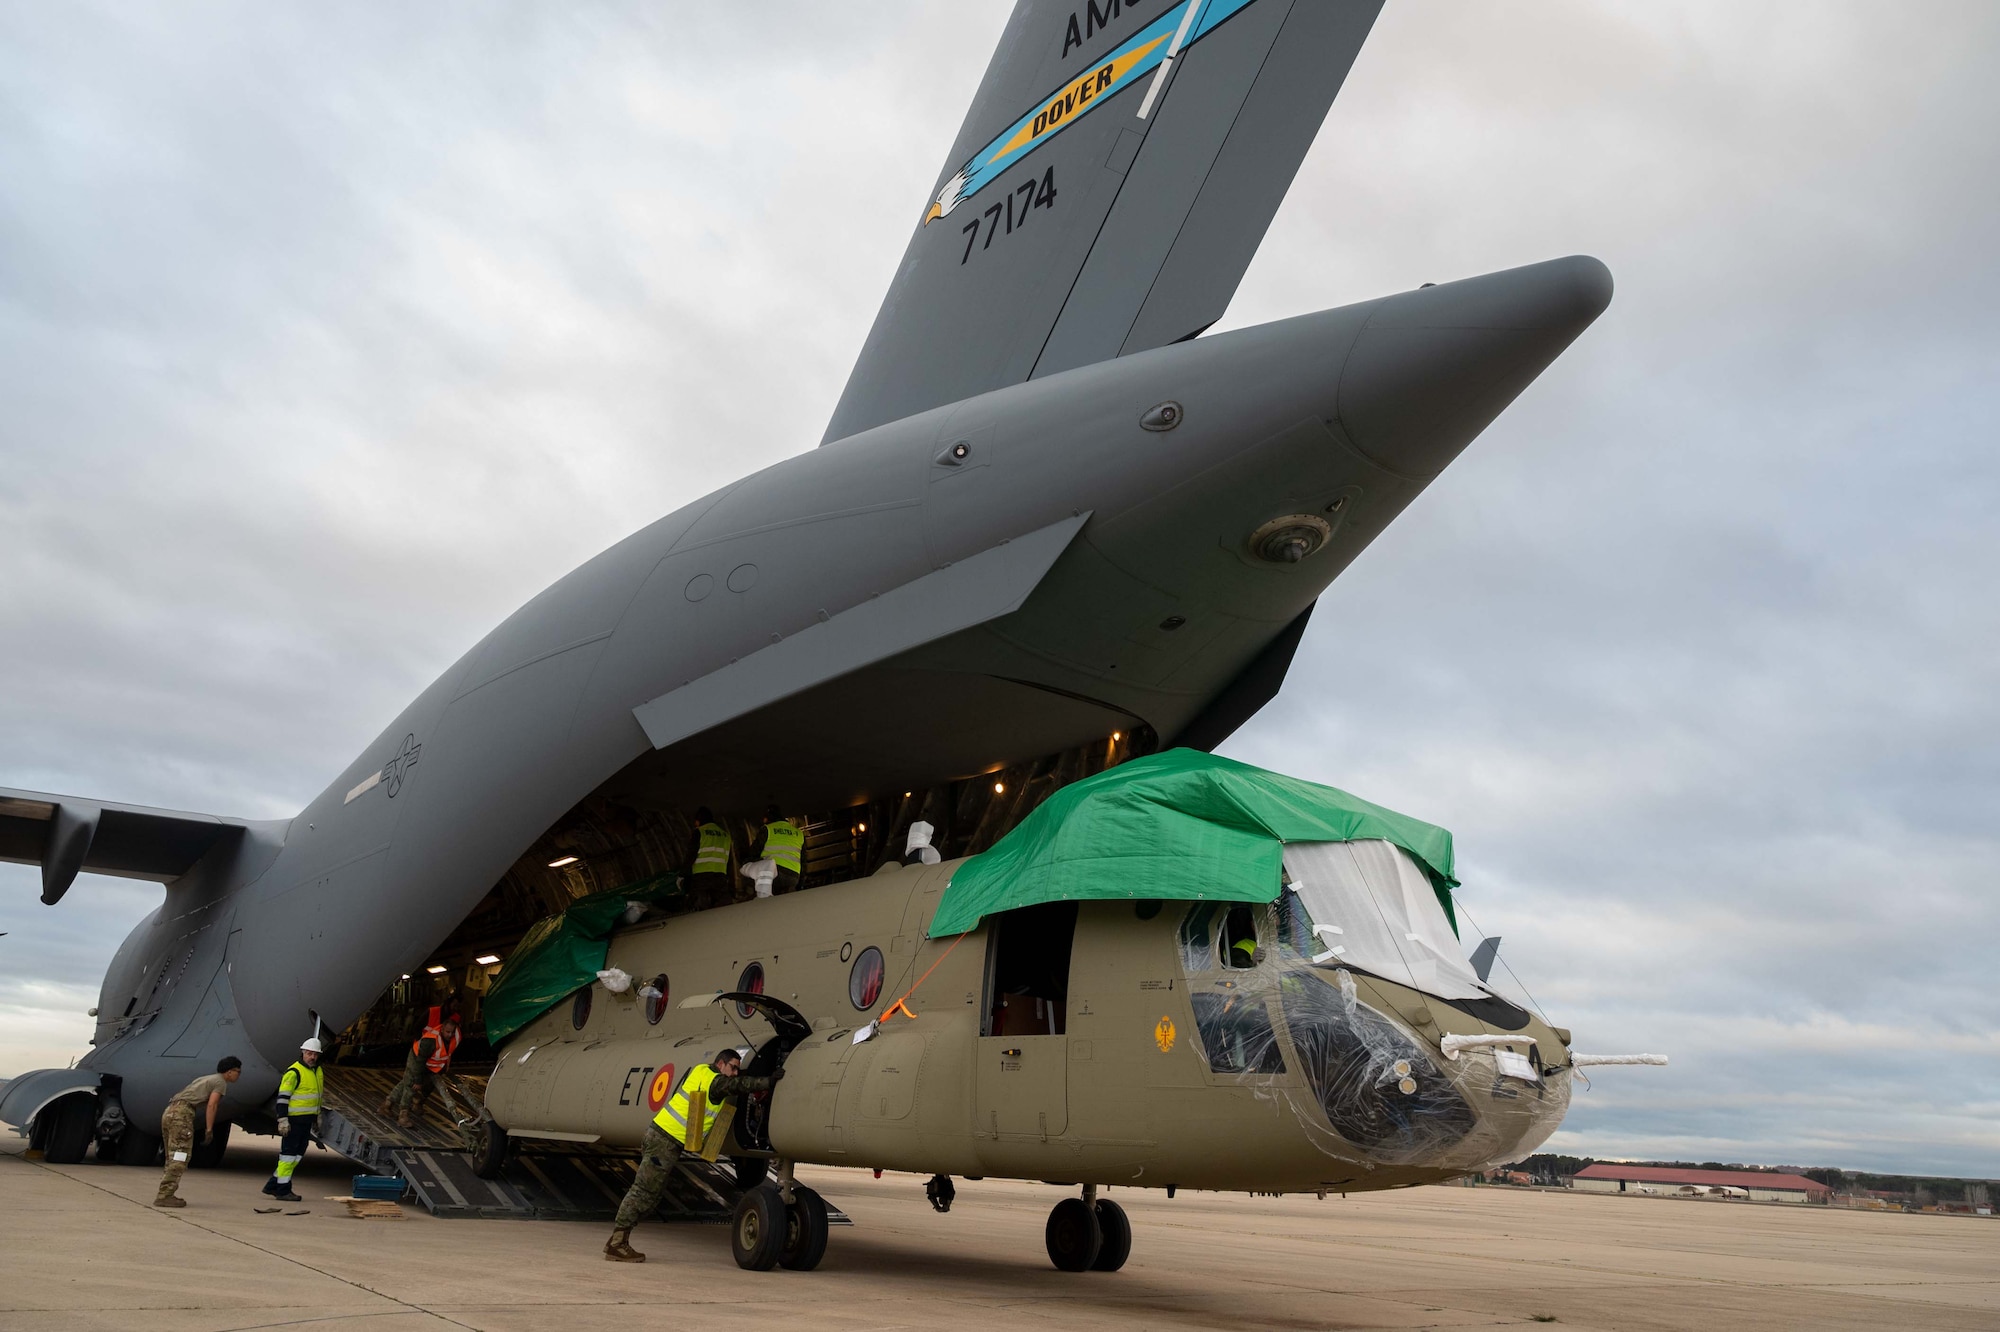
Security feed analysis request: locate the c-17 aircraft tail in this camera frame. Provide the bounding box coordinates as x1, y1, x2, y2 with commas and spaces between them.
824, 0, 1384, 444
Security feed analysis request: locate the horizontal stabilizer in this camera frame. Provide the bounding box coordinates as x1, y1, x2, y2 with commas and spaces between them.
824, 0, 1384, 443
632, 514, 1088, 752
0, 788, 250, 903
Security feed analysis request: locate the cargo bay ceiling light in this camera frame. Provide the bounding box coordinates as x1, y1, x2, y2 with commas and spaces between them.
548, 855, 579, 868
474, 954, 501, 966
425, 965, 448, 975
1250, 513, 1331, 564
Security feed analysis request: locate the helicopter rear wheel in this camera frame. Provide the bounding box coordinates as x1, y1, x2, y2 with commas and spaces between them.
1045, 1196, 1102, 1272
1090, 1198, 1131, 1271
731, 1184, 785, 1271
778, 1184, 830, 1271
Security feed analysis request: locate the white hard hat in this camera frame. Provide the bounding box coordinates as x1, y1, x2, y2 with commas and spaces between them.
300, 1037, 324, 1054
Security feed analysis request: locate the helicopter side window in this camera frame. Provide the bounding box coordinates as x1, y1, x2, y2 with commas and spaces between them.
1276, 889, 1315, 961
1189, 991, 1285, 1075
1178, 903, 1219, 973
1220, 905, 1261, 969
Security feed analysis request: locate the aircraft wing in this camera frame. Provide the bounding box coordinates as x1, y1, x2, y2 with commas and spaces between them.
0, 787, 250, 905
822, 0, 1384, 443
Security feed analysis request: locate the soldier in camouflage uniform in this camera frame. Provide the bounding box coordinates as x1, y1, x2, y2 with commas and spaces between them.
156, 1056, 241, 1207
606, 1048, 781, 1261
383, 1008, 459, 1128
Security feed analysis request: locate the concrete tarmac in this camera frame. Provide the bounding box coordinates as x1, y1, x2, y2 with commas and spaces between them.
3, 1135, 1995, 1331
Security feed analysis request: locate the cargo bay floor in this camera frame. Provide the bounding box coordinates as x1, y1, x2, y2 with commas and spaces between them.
3, 1136, 1995, 1331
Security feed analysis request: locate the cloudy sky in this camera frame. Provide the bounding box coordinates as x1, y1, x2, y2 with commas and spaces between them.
3, 2, 1995, 1178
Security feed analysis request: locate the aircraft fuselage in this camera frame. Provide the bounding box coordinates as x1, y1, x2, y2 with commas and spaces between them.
487, 859, 1570, 1193
81, 257, 1609, 1133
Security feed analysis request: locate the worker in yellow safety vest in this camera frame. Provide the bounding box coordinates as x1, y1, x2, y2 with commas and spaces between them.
263, 1036, 324, 1201
603, 1048, 784, 1262
689, 807, 732, 910
758, 805, 804, 896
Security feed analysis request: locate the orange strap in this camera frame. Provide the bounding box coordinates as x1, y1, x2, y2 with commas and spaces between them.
877, 931, 970, 1024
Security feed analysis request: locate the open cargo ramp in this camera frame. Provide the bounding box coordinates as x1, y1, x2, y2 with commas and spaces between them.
314, 1065, 846, 1223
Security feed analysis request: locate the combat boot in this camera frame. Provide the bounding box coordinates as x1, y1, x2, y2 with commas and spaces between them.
604, 1227, 645, 1262
154, 1187, 186, 1209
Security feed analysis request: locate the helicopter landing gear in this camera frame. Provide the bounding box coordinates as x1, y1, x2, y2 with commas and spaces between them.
1090, 1197, 1131, 1271
1046, 1184, 1130, 1272
733, 1158, 830, 1272
779, 1183, 830, 1271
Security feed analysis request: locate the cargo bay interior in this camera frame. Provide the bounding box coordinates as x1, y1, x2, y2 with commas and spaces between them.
329, 728, 1151, 1070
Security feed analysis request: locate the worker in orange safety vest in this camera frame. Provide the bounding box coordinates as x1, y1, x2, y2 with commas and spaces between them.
382, 1006, 459, 1128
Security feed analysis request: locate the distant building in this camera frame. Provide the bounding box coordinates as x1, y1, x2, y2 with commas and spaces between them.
1573, 1164, 1832, 1203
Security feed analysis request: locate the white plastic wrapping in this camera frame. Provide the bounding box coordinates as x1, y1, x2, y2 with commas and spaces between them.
740, 858, 778, 897
906, 820, 942, 864
1283, 840, 1486, 999
1177, 898, 1570, 1175
595, 967, 632, 994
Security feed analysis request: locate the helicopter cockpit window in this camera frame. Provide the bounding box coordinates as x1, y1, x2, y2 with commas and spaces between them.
1220, 905, 1261, 969
1178, 902, 1219, 973
1276, 887, 1316, 961
1189, 989, 1285, 1075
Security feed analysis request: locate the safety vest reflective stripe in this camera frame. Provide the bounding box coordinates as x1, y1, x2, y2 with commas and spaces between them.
279, 1062, 323, 1115
763, 822, 804, 874
414, 1025, 459, 1072
693, 825, 731, 873
652, 1063, 719, 1145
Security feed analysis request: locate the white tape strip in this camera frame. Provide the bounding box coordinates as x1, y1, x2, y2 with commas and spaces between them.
1441, 1033, 1537, 1061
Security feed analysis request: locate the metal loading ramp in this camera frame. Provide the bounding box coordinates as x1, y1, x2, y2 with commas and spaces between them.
313, 1066, 848, 1223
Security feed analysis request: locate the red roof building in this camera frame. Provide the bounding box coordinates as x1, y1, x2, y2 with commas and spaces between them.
1573, 1164, 1831, 1202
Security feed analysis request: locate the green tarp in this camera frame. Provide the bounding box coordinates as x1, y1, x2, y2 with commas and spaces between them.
929, 749, 1457, 937
482, 873, 682, 1045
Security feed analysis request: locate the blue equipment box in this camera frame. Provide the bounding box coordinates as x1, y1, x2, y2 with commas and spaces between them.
351, 1174, 406, 1201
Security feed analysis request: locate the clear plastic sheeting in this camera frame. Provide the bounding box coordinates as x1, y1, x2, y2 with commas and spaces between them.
1277, 968, 1479, 1166
1178, 898, 1569, 1175
1283, 840, 1486, 1000
1189, 988, 1285, 1074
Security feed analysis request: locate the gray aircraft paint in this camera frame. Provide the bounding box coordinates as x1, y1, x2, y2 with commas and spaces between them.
0, 0, 1610, 1136
824, 0, 1384, 444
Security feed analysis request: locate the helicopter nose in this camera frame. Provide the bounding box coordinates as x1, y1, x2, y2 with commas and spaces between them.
1334, 255, 1613, 478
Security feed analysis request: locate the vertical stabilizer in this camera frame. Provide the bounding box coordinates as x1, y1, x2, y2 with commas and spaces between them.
822, 0, 1384, 444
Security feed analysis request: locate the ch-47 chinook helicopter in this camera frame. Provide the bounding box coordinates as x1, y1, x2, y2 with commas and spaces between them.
479, 751, 1627, 1272
2, 0, 1646, 1274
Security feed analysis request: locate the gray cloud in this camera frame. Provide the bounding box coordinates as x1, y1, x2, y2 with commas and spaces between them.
4, 2, 1995, 1176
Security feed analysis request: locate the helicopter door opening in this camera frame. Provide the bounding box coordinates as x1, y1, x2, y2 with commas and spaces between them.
977, 901, 1075, 1138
